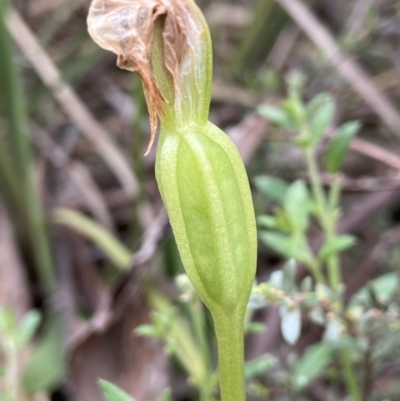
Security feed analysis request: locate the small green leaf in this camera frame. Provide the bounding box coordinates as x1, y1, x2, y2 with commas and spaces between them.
280, 304, 301, 345
318, 235, 356, 261
282, 95, 306, 127
254, 175, 289, 203
247, 290, 268, 309
286, 70, 307, 95
257, 105, 294, 128
246, 322, 266, 334
284, 180, 310, 233
15, 310, 41, 348
292, 343, 333, 389
306, 92, 329, 115
325, 121, 361, 173
370, 273, 399, 304
135, 324, 160, 338
282, 259, 297, 293
99, 380, 136, 401
354, 273, 400, 306
323, 318, 343, 343
257, 215, 277, 229
315, 283, 342, 304
0, 308, 16, 337
23, 315, 66, 394
52, 208, 132, 270
300, 276, 313, 292
309, 94, 335, 142
260, 232, 297, 260
261, 232, 308, 263
245, 355, 277, 378
272, 208, 292, 232
269, 270, 284, 289
261, 232, 291, 257
308, 307, 326, 325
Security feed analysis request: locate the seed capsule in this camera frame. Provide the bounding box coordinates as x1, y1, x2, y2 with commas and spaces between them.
156, 122, 257, 313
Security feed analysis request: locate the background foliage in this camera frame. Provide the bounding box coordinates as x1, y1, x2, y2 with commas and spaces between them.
1, 0, 400, 400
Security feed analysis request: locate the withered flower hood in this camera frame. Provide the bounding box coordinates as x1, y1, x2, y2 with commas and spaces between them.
87, 0, 212, 154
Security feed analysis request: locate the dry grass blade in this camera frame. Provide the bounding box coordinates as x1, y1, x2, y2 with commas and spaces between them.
211, 82, 258, 107
276, 0, 400, 137
133, 207, 168, 266
5, 8, 138, 198
69, 163, 115, 231
350, 138, 400, 171
227, 113, 269, 163
30, 123, 114, 230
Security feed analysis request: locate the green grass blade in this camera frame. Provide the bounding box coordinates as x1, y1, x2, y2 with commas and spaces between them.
0, 0, 55, 294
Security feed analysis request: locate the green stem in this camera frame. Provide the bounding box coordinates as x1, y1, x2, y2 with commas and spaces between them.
184, 299, 213, 401
326, 176, 342, 288
305, 147, 359, 398
328, 174, 341, 213
305, 147, 343, 288
3, 338, 18, 401
304, 147, 329, 282
340, 351, 362, 401
148, 289, 209, 394
306, 254, 325, 285
191, 301, 212, 378
213, 309, 245, 401
305, 147, 327, 223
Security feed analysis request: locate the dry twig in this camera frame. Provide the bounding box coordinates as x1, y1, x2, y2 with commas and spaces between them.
6, 8, 138, 198
350, 138, 400, 171
30, 124, 114, 230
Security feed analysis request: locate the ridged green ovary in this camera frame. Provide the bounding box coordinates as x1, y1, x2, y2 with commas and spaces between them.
156, 121, 257, 315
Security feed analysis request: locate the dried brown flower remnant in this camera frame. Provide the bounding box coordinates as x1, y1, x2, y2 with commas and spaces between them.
87, 0, 210, 155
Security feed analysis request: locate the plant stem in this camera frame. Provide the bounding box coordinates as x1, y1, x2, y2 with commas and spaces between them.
306, 254, 325, 285
3, 338, 19, 401
305, 147, 342, 288
212, 309, 245, 401
328, 174, 341, 212
339, 351, 362, 401
325, 176, 342, 288
305, 147, 360, 398
304, 147, 329, 281
304, 147, 327, 225
185, 299, 213, 401
148, 289, 209, 395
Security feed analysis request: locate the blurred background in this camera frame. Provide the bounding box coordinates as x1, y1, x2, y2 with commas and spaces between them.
1, 0, 400, 400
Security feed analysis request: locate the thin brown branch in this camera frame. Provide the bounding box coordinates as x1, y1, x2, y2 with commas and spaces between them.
350, 138, 400, 171
227, 114, 269, 162
6, 8, 138, 198
30, 123, 114, 230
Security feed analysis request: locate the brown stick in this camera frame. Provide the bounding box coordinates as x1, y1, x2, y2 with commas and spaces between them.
6, 8, 138, 198
350, 138, 400, 171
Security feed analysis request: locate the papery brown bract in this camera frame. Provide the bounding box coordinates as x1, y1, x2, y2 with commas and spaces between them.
87, 0, 210, 154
